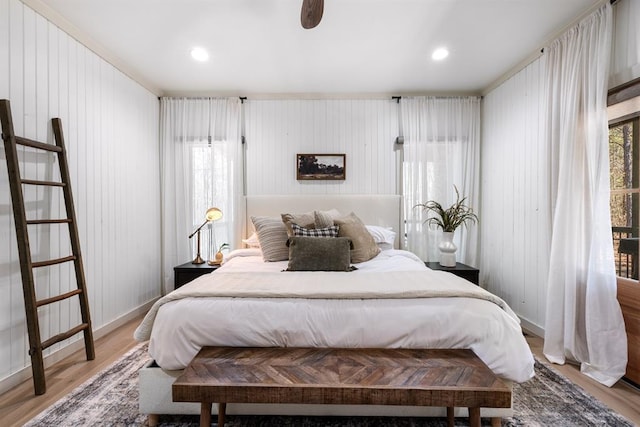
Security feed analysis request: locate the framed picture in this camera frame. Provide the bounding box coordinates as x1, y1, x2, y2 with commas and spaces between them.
296, 154, 346, 180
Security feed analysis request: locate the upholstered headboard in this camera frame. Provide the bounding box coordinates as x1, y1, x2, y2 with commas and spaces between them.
245, 194, 403, 248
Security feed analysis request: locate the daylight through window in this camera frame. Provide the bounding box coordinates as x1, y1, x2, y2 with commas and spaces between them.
609, 100, 640, 280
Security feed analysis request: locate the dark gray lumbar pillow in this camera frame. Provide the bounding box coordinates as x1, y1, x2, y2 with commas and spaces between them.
286, 236, 354, 272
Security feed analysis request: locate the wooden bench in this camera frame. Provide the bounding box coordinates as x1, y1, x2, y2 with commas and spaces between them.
172, 347, 511, 427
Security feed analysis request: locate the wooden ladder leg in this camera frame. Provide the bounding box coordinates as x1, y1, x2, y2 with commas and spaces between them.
52, 118, 95, 362
1, 99, 47, 395
29, 347, 46, 395
491, 417, 502, 427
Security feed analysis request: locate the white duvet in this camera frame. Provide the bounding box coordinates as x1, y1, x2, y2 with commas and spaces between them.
135, 249, 535, 383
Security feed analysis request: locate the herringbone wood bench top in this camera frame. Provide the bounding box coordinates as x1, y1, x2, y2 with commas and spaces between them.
172, 347, 511, 427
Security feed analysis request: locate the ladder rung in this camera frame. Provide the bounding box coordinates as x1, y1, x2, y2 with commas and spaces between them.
40, 323, 90, 351
26, 219, 72, 225
32, 255, 76, 268
16, 136, 62, 153
36, 289, 83, 307
21, 179, 65, 187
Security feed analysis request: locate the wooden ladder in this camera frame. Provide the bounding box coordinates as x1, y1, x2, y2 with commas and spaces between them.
0, 99, 95, 395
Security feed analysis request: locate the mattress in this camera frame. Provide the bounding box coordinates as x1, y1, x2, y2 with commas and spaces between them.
135, 249, 535, 383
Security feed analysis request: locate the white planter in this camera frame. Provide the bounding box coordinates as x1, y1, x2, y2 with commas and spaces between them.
438, 231, 457, 267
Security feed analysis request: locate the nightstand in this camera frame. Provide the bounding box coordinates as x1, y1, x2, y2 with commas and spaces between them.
425, 262, 479, 285
174, 262, 220, 289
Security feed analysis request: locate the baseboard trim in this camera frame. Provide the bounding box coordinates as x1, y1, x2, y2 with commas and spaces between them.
0, 298, 157, 395
520, 317, 544, 338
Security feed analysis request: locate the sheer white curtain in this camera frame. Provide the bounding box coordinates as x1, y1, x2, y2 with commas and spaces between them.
160, 97, 243, 294
402, 97, 480, 265
543, 3, 627, 386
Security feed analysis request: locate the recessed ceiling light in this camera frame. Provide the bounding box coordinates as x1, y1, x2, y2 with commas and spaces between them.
432, 47, 449, 61
190, 47, 209, 62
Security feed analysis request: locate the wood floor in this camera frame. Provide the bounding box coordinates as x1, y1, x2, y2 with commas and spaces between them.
0, 316, 142, 427
525, 333, 640, 424
0, 317, 639, 427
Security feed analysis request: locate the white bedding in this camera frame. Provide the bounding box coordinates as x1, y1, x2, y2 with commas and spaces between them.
136, 249, 535, 383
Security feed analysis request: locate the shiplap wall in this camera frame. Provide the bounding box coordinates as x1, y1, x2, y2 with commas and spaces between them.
0, 0, 160, 389
244, 99, 400, 195
480, 57, 551, 333
610, 0, 640, 88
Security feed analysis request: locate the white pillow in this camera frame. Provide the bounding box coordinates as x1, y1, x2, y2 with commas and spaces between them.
242, 232, 261, 248
225, 248, 263, 262
365, 225, 396, 247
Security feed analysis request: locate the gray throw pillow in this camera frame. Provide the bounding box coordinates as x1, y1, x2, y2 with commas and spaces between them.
313, 209, 341, 228
281, 212, 316, 236
334, 212, 380, 263
251, 216, 289, 262
286, 236, 354, 272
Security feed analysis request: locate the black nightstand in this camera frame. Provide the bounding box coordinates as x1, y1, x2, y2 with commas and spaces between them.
425, 262, 479, 285
174, 262, 220, 289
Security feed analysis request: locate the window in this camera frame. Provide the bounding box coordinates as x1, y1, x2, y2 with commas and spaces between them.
190, 141, 233, 260
609, 96, 640, 280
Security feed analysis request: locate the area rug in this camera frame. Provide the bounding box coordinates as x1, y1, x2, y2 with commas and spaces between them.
25, 343, 633, 427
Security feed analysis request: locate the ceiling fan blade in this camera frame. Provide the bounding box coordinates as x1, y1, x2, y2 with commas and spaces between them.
301, 0, 324, 29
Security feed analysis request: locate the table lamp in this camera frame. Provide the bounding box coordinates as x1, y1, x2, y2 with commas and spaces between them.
189, 207, 223, 264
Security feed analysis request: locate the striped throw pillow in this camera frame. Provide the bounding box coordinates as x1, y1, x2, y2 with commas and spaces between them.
251, 216, 289, 261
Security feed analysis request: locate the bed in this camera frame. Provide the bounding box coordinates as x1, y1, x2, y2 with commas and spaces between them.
135, 194, 534, 421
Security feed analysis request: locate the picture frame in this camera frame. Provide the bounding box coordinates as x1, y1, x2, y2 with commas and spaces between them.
296, 154, 346, 180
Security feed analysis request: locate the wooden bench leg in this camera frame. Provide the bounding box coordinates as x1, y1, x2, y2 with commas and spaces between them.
468, 407, 481, 427
218, 402, 227, 426
147, 414, 159, 427
200, 402, 211, 427
491, 417, 502, 427
447, 406, 454, 427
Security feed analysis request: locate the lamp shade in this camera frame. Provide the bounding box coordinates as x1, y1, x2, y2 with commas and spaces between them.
205, 207, 223, 222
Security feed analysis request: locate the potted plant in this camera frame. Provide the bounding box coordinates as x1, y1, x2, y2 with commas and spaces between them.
415, 186, 478, 267
209, 242, 230, 266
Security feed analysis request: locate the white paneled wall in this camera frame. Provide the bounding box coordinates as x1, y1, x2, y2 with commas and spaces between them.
610, 0, 640, 88
245, 99, 399, 195
480, 57, 551, 332
0, 0, 160, 389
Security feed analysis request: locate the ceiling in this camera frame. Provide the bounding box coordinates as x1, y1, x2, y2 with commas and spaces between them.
34, 0, 601, 97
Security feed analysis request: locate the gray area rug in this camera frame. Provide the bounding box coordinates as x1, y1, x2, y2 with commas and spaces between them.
25, 343, 633, 427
